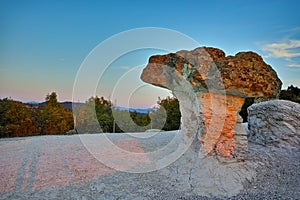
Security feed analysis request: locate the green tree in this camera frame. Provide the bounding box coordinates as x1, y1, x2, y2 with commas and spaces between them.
76, 96, 153, 133
76, 96, 114, 133
279, 85, 300, 103
131, 111, 151, 128
152, 96, 181, 131
113, 110, 151, 132
94, 96, 114, 132
287, 85, 300, 96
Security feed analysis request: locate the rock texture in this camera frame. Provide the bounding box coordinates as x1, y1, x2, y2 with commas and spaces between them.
141, 46, 282, 158
141, 46, 282, 197
248, 100, 300, 148
199, 93, 246, 157
143, 47, 282, 98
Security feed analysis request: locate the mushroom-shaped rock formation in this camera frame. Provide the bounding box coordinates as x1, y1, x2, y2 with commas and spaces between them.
141, 47, 282, 159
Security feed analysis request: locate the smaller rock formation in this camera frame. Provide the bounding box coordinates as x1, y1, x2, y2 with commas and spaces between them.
248, 100, 300, 149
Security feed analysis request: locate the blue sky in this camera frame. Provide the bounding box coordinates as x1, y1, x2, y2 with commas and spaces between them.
0, 0, 299, 107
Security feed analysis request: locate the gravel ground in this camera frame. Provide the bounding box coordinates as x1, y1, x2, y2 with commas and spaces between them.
0, 132, 299, 200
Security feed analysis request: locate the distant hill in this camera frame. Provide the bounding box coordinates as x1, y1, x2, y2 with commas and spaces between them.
24, 101, 151, 114
24, 101, 84, 112
113, 106, 154, 114
25, 101, 40, 105
61, 103, 152, 114
60, 102, 85, 112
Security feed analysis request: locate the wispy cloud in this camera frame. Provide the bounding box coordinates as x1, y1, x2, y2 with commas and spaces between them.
261, 40, 300, 59
279, 26, 300, 34
287, 63, 300, 67
120, 66, 130, 70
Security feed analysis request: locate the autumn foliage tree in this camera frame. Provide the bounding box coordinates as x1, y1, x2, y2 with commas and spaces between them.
39, 92, 73, 135
0, 98, 37, 137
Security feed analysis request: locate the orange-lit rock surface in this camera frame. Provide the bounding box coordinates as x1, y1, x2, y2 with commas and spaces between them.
141, 46, 282, 158
199, 93, 245, 157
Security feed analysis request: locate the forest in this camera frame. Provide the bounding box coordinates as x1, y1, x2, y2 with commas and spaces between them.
0, 85, 299, 138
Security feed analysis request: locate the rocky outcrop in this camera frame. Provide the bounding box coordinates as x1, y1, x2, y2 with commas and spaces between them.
141, 46, 282, 158
248, 100, 300, 149
141, 46, 282, 197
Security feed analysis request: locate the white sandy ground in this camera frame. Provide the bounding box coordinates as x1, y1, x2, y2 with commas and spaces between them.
0, 131, 299, 200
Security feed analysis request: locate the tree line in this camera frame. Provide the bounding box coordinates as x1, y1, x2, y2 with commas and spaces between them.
71, 95, 181, 133
0, 92, 181, 138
